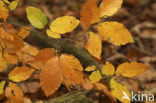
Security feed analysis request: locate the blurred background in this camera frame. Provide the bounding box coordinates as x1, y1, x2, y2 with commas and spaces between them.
10, 0, 156, 102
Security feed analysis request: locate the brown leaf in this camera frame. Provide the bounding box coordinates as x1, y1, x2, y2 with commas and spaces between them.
40, 57, 62, 97
80, 0, 100, 27
34, 48, 55, 64
17, 27, 30, 39
5, 82, 23, 103
60, 54, 84, 84
5, 53, 18, 64
94, 83, 116, 103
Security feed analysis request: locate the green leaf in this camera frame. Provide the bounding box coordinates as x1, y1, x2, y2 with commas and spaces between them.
26, 6, 48, 29
9, 0, 18, 11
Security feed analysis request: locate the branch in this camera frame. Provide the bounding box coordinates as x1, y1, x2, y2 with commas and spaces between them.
7, 18, 101, 70
44, 91, 92, 103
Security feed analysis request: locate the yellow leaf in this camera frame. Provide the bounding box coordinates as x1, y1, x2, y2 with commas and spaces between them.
46, 29, 61, 39
5, 82, 23, 103
50, 16, 80, 34
4, 0, 10, 4
110, 79, 130, 103
0, 81, 6, 95
85, 65, 96, 72
40, 57, 62, 97
9, 0, 18, 11
9, 67, 35, 82
0, 0, 9, 21
34, 48, 55, 64
100, 0, 123, 17
98, 22, 134, 46
17, 27, 30, 39
116, 62, 148, 77
85, 32, 102, 59
89, 70, 101, 83
60, 54, 84, 84
80, 0, 100, 27
102, 62, 115, 76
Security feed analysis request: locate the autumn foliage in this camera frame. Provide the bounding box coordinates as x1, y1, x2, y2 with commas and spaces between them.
0, 0, 149, 103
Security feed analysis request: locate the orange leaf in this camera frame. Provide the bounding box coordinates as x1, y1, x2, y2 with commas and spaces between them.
98, 22, 134, 46
80, 0, 100, 27
60, 54, 84, 84
34, 48, 55, 64
22, 42, 39, 56
82, 79, 93, 90
0, 27, 14, 41
5, 82, 23, 103
6, 35, 24, 49
40, 57, 62, 97
100, 0, 123, 17
8, 67, 35, 82
94, 83, 116, 102
5, 53, 18, 64
17, 27, 30, 39
116, 62, 148, 77
0, 1, 9, 21
85, 32, 102, 59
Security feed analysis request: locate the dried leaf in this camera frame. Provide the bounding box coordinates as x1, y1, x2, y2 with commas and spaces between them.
0, 27, 14, 41
116, 62, 148, 77
80, 0, 100, 27
0, 81, 6, 95
100, 0, 123, 17
50, 16, 80, 34
9, 67, 35, 82
89, 70, 101, 83
85, 32, 102, 59
40, 57, 62, 96
110, 79, 130, 103
0, 0, 9, 21
5, 53, 18, 64
22, 43, 39, 56
98, 22, 134, 46
28, 61, 43, 70
0, 50, 8, 72
34, 48, 55, 64
5, 82, 23, 103
60, 54, 84, 84
60, 54, 83, 71
102, 62, 115, 76
85, 65, 96, 72
94, 83, 116, 102
26, 6, 48, 29
7, 35, 24, 49
82, 79, 93, 90
46, 29, 61, 39
17, 27, 30, 39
